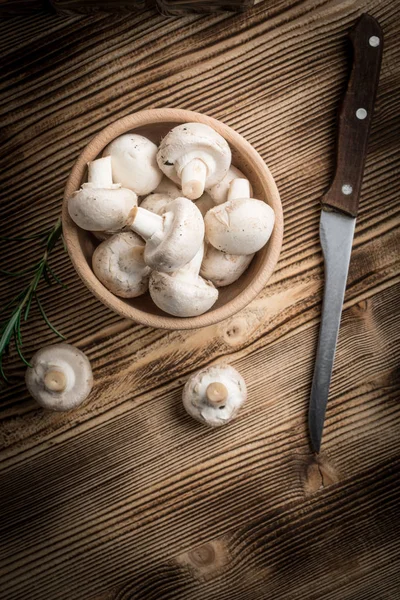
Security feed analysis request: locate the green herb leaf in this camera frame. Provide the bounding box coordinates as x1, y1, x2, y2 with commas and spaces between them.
0, 218, 66, 382
35, 295, 66, 341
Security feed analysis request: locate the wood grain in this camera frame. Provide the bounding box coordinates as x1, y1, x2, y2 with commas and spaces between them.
0, 1, 399, 599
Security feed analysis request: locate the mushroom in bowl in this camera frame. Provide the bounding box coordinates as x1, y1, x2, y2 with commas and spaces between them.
149, 244, 218, 317
92, 231, 151, 298
204, 178, 275, 255
103, 133, 163, 196
157, 122, 231, 200
62, 108, 283, 330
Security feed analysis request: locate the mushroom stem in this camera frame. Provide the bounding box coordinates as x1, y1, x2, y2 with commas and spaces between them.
88, 156, 113, 188
181, 159, 208, 200
228, 178, 251, 201
44, 370, 67, 393
129, 206, 163, 241
206, 382, 228, 405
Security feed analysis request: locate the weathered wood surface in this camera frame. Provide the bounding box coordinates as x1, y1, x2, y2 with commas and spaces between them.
0, 1, 399, 599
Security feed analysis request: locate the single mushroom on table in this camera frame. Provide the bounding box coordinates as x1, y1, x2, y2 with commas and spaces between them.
206, 165, 252, 205
149, 244, 218, 317
200, 243, 254, 287
92, 231, 151, 298
182, 364, 247, 426
103, 133, 163, 196
68, 155, 138, 232
25, 343, 93, 411
157, 123, 231, 200
204, 178, 275, 255
130, 197, 205, 272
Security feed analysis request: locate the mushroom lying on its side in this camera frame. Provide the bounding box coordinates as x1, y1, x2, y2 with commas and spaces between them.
200, 243, 254, 287
149, 244, 218, 317
92, 231, 151, 298
25, 344, 93, 411
182, 364, 247, 426
130, 197, 205, 272
103, 134, 163, 196
68, 156, 138, 232
206, 165, 252, 205
204, 179, 275, 255
157, 123, 231, 200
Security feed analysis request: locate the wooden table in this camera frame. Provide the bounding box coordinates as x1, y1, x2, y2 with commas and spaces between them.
1, 1, 399, 598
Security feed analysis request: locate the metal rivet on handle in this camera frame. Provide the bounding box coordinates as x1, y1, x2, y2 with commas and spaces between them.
369, 36, 380, 47
342, 184, 353, 195
356, 108, 367, 120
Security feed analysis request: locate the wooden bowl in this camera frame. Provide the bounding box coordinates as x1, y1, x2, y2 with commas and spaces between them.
62, 109, 283, 330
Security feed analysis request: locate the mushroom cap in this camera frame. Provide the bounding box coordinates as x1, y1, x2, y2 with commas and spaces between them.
68, 186, 137, 231
144, 197, 205, 272
149, 270, 218, 317
154, 176, 182, 198
157, 123, 231, 188
194, 192, 215, 217
92, 231, 151, 298
200, 244, 254, 287
205, 198, 275, 255
25, 343, 93, 411
206, 166, 252, 204
103, 133, 163, 195
182, 364, 247, 427
139, 193, 171, 215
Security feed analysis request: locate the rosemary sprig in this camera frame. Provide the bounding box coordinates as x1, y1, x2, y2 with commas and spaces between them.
0, 218, 67, 382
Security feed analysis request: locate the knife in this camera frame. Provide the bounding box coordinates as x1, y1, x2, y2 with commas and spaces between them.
308, 14, 383, 454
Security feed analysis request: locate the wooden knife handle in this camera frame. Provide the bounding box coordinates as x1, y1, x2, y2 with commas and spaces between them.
321, 14, 383, 218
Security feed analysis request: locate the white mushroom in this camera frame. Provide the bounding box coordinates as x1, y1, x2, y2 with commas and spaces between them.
153, 176, 182, 198
204, 179, 275, 255
139, 193, 170, 215
157, 123, 231, 200
103, 133, 163, 196
194, 192, 215, 217
200, 243, 254, 287
25, 343, 93, 411
206, 165, 252, 205
130, 197, 205, 272
182, 364, 247, 426
92, 231, 151, 298
68, 155, 138, 232
149, 244, 218, 317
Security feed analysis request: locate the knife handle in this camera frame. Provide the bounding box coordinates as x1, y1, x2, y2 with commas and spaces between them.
321, 14, 383, 218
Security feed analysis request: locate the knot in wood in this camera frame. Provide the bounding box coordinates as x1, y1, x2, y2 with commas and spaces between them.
188, 543, 216, 567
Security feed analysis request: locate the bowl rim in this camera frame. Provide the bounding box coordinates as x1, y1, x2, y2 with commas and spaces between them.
62, 108, 283, 330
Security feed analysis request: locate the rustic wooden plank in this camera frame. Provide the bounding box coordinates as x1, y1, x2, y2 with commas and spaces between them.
0, 282, 399, 598
0, 0, 399, 598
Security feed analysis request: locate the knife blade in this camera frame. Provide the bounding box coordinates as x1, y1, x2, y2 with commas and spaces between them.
308, 13, 383, 454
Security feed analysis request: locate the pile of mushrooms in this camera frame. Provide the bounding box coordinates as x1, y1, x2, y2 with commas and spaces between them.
68, 123, 275, 317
